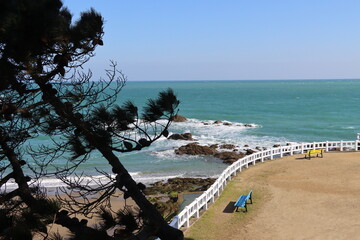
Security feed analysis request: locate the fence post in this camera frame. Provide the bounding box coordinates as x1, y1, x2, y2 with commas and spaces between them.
290, 145, 293, 156
196, 199, 200, 218
326, 141, 329, 152
301, 143, 304, 154
356, 140, 359, 151
340, 140, 343, 151
185, 206, 190, 227
313, 142, 316, 150
270, 149, 274, 160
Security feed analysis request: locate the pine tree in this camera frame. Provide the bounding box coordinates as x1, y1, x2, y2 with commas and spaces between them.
0, 0, 183, 239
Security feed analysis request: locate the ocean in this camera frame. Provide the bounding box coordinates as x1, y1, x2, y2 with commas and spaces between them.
8, 79, 360, 189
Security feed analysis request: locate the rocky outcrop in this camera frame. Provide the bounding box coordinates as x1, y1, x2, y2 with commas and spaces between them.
219, 144, 236, 149
245, 149, 256, 155
213, 151, 245, 164
213, 120, 223, 124
171, 114, 187, 122
145, 177, 215, 195
175, 143, 218, 156
144, 177, 216, 220
168, 133, 193, 141
174, 143, 249, 164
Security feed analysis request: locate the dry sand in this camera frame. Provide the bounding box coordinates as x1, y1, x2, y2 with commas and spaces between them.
185, 151, 360, 240
37, 193, 137, 239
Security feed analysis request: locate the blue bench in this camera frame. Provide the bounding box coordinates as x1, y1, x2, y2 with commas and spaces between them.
234, 190, 253, 212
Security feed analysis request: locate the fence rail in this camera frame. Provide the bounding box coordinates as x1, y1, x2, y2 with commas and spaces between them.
168, 140, 360, 230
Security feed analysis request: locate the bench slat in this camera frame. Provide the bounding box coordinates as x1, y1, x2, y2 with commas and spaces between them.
234, 190, 253, 212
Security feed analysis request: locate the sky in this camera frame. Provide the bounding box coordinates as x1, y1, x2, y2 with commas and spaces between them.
62, 0, 360, 81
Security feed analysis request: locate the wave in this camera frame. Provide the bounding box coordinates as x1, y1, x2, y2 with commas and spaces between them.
0, 171, 142, 191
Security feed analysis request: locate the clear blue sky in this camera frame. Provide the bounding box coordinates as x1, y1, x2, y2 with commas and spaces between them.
62, 0, 360, 81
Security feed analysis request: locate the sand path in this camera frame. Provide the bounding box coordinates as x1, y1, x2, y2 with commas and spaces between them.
185, 152, 360, 240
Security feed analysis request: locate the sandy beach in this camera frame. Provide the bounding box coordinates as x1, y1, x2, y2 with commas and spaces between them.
36, 194, 137, 239
185, 151, 360, 240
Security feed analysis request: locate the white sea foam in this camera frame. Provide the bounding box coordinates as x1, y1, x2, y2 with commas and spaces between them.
0, 171, 144, 191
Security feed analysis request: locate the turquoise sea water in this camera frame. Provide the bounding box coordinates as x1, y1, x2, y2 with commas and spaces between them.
9, 80, 360, 188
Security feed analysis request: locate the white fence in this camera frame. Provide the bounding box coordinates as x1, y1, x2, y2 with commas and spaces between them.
168, 140, 360, 229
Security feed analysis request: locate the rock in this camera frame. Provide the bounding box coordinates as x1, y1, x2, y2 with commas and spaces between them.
210, 144, 218, 149
244, 124, 254, 127
255, 146, 263, 151
170, 114, 187, 122
273, 144, 281, 148
203, 122, 210, 125
213, 120, 222, 124
213, 151, 245, 164
219, 144, 236, 149
244, 144, 249, 147
223, 122, 232, 126
245, 149, 256, 155
175, 143, 218, 156
145, 177, 216, 195
168, 133, 193, 141
144, 177, 215, 221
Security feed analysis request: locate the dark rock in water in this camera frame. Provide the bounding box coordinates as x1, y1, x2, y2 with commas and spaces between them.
171, 114, 187, 122
245, 149, 256, 155
273, 144, 281, 147
213, 120, 223, 124
210, 144, 218, 149
255, 146, 263, 151
244, 124, 254, 127
175, 143, 218, 156
202, 122, 210, 125
168, 133, 193, 141
223, 122, 232, 126
220, 144, 236, 149
213, 151, 245, 164
244, 144, 249, 147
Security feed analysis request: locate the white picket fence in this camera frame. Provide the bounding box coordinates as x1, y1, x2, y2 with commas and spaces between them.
167, 140, 360, 230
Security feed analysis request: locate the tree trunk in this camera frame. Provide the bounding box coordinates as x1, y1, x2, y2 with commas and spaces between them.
36, 82, 184, 239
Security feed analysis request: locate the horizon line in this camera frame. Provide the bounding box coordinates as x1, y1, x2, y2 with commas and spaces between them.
126, 78, 360, 82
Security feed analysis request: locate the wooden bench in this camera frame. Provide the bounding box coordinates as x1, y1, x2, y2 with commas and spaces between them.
234, 190, 253, 212
305, 149, 325, 159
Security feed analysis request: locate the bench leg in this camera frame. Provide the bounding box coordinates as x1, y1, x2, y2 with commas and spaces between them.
244, 204, 247, 212
235, 206, 239, 212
